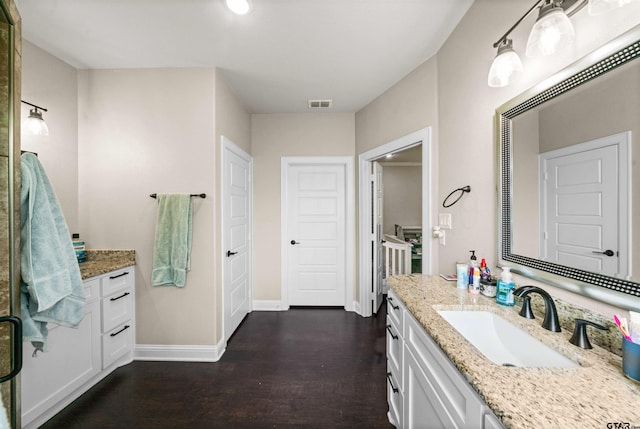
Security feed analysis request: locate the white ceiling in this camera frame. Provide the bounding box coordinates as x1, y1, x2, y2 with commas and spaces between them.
15, 0, 474, 113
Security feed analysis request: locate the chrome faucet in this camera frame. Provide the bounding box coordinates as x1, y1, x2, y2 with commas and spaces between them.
513, 286, 562, 332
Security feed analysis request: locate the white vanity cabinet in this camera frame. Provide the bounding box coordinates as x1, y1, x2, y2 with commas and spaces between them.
21, 266, 136, 429
386, 290, 503, 429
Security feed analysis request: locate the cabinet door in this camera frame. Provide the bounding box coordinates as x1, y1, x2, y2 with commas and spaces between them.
404, 346, 457, 428
21, 300, 101, 427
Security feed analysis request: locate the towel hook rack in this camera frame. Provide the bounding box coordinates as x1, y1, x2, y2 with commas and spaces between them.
149, 193, 206, 199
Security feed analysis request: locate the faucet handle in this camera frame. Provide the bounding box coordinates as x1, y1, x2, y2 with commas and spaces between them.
518, 296, 535, 319
569, 318, 609, 349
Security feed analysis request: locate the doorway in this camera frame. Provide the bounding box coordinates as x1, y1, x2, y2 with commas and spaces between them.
280, 157, 354, 310
358, 127, 432, 317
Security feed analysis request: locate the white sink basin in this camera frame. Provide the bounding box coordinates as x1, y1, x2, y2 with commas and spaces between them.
437, 310, 578, 368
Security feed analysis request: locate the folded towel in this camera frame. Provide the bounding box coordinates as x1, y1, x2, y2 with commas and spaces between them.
151, 193, 193, 287
20, 153, 85, 352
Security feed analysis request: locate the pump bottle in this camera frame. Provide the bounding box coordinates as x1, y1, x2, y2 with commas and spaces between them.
496, 267, 515, 306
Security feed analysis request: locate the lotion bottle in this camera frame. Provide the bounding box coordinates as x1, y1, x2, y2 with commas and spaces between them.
496, 267, 515, 306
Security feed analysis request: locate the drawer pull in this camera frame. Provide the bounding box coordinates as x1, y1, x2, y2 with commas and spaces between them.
386, 324, 398, 340
110, 325, 131, 337
110, 292, 131, 302
386, 372, 399, 393
388, 297, 399, 310
109, 271, 130, 280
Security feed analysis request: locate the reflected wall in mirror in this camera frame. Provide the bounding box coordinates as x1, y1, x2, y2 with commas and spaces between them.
497, 25, 640, 310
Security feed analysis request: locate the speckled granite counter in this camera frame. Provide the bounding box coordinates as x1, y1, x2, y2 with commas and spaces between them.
79, 250, 136, 280
389, 274, 640, 429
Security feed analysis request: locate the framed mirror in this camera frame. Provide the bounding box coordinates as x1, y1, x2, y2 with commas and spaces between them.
496, 24, 640, 311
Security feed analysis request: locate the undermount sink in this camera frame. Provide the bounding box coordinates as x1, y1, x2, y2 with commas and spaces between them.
437, 310, 578, 368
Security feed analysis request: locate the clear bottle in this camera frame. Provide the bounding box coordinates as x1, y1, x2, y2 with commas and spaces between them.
496, 266, 515, 306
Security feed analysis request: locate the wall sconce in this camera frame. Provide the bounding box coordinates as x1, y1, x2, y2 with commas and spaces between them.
488, 0, 638, 87
21, 100, 49, 136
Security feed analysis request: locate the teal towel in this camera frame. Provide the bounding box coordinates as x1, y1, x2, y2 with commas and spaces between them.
20, 153, 85, 352
151, 193, 193, 287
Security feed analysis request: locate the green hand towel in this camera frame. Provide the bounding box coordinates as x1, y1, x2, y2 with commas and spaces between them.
151, 193, 193, 287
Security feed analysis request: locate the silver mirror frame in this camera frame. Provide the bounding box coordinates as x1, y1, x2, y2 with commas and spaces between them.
496, 24, 640, 312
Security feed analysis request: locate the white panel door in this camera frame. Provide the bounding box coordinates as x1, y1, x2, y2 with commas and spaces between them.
223, 138, 252, 341
372, 161, 384, 313
541, 142, 619, 276
286, 163, 346, 306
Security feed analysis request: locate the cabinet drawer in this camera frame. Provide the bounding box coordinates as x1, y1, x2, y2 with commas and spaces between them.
102, 322, 133, 369
386, 368, 403, 428
100, 268, 134, 297
387, 290, 404, 333
386, 316, 402, 389
102, 288, 133, 333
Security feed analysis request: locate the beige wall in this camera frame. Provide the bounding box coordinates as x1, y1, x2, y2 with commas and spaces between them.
251, 113, 355, 301
77, 68, 218, 345
382, 165, 422, 236
22, 41, 79, 231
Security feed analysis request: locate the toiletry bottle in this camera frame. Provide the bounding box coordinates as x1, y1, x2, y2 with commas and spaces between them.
468, 250, 478, 287
480, 258, 490, 281
496, 267, 515, 306
469, 269, 480, 294
456, 263, 468, 289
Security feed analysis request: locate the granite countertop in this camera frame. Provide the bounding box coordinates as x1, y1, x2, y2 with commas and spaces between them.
389, 274, 640, 429
79, 250, 136, 279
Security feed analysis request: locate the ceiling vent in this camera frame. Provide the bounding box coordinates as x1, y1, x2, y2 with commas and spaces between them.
308, 99, 332, 109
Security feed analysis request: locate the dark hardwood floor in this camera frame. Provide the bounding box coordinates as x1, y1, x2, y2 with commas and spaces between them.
41, 302, 392, 428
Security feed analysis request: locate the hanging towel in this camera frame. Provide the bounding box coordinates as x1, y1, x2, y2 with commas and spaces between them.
151, 193, 193, 287
20, 153, 85, 352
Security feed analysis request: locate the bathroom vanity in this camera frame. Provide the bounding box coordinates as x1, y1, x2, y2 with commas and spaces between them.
387, 275, 640, 429
21, 251, 136, 429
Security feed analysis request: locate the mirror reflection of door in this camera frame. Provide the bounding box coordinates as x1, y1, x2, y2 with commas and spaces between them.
539, 132, 630, 279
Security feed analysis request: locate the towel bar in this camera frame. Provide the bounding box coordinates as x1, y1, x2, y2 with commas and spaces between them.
149, 193, 206, 199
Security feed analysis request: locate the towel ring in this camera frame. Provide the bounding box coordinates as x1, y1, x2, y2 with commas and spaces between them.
442, 186, 471, 208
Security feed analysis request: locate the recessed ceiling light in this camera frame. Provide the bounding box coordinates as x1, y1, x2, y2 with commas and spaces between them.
226, 0, 252, 15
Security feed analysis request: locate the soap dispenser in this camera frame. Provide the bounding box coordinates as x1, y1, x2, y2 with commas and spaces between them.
496, 267, 515, 306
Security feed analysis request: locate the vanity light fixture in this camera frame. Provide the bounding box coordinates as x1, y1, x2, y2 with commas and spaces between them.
225, 0, 252, 15
21, 100, 49, 136
526, 0, 575, 57
488, 0, 636, 87
488, 38, 523, 87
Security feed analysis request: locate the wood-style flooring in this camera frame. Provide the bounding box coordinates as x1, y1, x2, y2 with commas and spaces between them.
41, 303, 392, 428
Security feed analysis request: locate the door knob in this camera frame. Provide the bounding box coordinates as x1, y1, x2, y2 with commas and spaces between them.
290, 240, 300, 245
592, 249, 615, 257
227, 250, 238, 257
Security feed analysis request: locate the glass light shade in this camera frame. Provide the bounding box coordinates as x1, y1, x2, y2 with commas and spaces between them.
526, 8, 575, 57
588, 0, 638, 15
23, 108, 49, 136
225, 0, 252, 15
488, 43, 523, 88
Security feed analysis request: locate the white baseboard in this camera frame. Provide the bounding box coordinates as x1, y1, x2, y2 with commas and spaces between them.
252, 300, 284, 311
352, 300, 362, 315
135, 339, 226, 362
